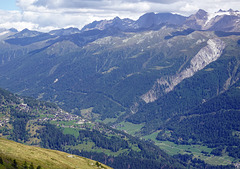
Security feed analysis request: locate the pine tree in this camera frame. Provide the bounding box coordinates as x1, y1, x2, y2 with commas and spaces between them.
96, 161, 100, 167
23, 161, 28, 169
29, 162, 34, 169
36, 166, 41, 169
12, 159, 18, 169
0, 157, 3, 165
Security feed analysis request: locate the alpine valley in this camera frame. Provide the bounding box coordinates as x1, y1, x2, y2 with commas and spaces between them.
0, 9, 240, 168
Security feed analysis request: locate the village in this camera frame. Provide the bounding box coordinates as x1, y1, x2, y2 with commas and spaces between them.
15, 101, 89, 126
36, 107, 90, 127
0, 100, 92, 132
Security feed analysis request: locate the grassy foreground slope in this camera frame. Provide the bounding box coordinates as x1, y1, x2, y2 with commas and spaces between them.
0, 137, 110, 169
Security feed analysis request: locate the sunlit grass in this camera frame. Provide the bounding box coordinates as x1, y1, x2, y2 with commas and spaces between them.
0, 137, 111, 169
143, 131, 235, 166
116, 122, 144, 135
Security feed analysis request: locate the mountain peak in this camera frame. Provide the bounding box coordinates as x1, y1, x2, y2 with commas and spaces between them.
49, 27, 80, 36
184, 8, 240, 31
8, 28, 42, 39
215, 8, 240, 15
81, 16, 136, 31
9, 28, 18, 33
195, 9, 208, 19
226, 8, 240, 13
218, 9, 225, 13
21, 28, 30, 32
136, 12, 186, 28
113, 16, 121, 21
81, 8, 240, 33
197, 9, 207, 14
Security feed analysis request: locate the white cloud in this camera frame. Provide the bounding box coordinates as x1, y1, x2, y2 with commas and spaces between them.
180, 3, 199, 13
0, 0, 239, 32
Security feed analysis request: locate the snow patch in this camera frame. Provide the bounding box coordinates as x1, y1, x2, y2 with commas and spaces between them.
204, 10, 240, 26
0, 31, 9, 36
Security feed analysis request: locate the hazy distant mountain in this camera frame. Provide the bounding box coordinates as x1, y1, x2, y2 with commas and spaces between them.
5, 29, 55, 46
81, 16, 137, 31
49, 27, 81, 36
9, 28, 43, 38
82, 9, 240, 32
0, 28, 17, 33
136, 12, 186, 28
82, 12, 186, 31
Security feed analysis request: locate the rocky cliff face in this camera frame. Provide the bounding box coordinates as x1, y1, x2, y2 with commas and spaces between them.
141, 38, 226, 103
184, 9, 208, 30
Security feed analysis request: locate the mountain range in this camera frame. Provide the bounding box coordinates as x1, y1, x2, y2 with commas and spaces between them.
82, 9, 240, 32
0, 9, 240, 167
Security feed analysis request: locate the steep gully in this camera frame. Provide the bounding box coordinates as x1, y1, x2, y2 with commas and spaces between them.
130, 38, 226, 114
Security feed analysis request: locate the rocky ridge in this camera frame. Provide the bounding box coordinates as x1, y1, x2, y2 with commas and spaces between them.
185, 9, 240, 31
82, 9, 240, 32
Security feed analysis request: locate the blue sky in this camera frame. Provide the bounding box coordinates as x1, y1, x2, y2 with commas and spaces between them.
0, 0, 239, 32
0, 0, 18, 10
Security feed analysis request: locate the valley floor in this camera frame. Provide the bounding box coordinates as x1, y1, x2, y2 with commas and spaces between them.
116, 122, 240, 167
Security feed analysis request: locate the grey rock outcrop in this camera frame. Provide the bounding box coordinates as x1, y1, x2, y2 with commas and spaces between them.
141, 38, 226, 103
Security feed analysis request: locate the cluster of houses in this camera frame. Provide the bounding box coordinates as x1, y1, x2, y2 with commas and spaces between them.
0, 117, 9, 127
235, 162, 240, 168
19, 103, 29, 111
37, 109, 90, 127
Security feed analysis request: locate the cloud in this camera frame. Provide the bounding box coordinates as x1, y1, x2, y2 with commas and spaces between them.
0, 0, 239, 32
33, 0, 180, 9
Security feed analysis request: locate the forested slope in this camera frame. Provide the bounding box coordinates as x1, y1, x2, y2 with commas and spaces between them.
0, 88, 184, 169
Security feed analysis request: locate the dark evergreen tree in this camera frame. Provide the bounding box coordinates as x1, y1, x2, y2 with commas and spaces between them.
0, 157, 3, 165
12, 159, 18, 169
36, 166, 41, 169
23, 161, 28, 169
29, 162, 34, 169
96, 161, 100, 167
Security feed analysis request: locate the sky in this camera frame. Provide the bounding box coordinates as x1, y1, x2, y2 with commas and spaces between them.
0, 0, 239, 32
